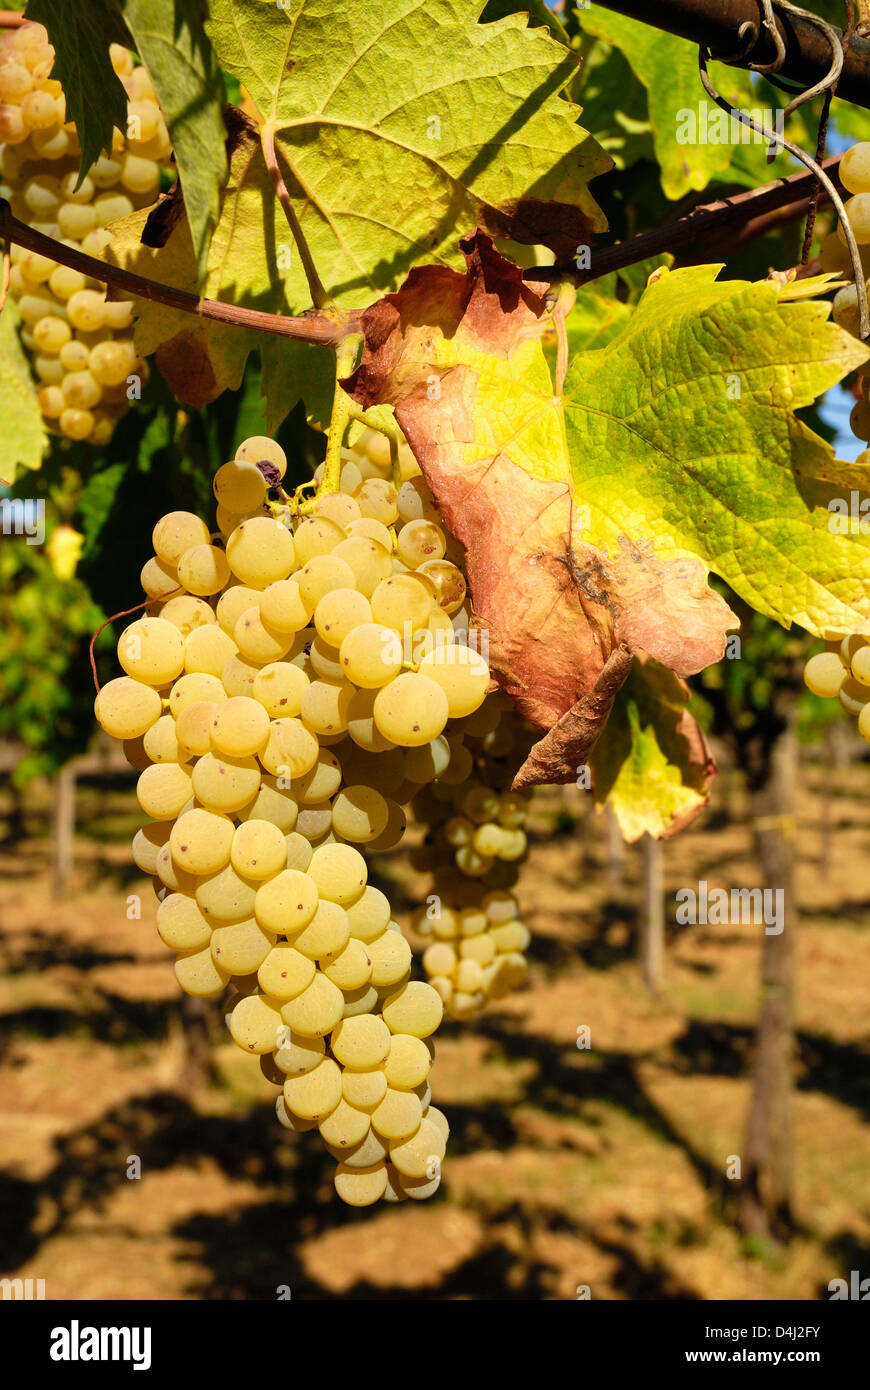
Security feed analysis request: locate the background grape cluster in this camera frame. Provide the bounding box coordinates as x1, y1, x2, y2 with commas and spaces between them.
93, 428, 536, 1205
0, 21, 172, 443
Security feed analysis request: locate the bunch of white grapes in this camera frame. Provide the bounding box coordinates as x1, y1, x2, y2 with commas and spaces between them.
804, 634, 870, 740
407, 703, 535, 1019
93, 430, 511, 1204
822, 141, 870, 446
0, 21, 171, 443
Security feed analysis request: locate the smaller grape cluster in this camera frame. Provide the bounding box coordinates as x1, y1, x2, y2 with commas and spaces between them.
408, 702, 535, 1019
0, 22, 171, 443
804, 634, 870, 740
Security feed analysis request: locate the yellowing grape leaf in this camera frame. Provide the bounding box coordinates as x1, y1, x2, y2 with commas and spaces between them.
0, 301, 48, 485
205, 0, 611, 287
348, 233, 870, 790
348, 231, 737, 780
589, 659, 714, 841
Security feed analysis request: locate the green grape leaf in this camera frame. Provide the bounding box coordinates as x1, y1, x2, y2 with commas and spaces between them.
205, 0, 611, 290
0, 301, 47, 485
590, 659, 715, 841
25, 0, 132, 175
118, 0, 227, 279
577, 7, 764, 199
101, 119, 334, 429
347, 235, 870, 788
563, 263, 870, 639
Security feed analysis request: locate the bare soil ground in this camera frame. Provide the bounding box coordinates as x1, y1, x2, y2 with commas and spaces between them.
0, 760, 868, 1301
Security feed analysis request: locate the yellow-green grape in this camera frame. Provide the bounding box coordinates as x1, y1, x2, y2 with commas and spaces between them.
313, 587, 372, 647
292, 516, 347, 566
191, 751, 260, 813
167, 808, 232, 876
417, 559, 467, 615
384, 1034, 432, 1090
368, 929, 413, 988
331, 1013, 391, 1069
382, 981, 443, 1038
455, 844, 493, 877
159, 594, 216, 637
859, 701, 870, 742
459, 906, 488, 937
175, 947, 230, 999
259, 578, 313, 633
297, 554, 357, 609
229, 993, 283, 1054
252, 664, 309, 722
275, 1096, 317, 1132
233, 606, 292, 664
132, 821, 171, 874
404, 736, 451, 783
216, 585, 263, 635
370, 574, 432, 632
388, 1117, 446, 1179
94, 675, 162, 738
801, 647, 843, 703
220, 654, 260, 698
152, 511, 211, 566
307, 842, 367, 905
293, 900, 351, 961
423, 942, 457, 978
183, 625, 237, 678
168, 672, 227, 716
338, 622, 403, 688
195, 863, 259, 923
230, 819, 287, 880
257, 945, 316, 1000
490, 921, 531, 953
120, 153, 159, 195
238, 776, 299, 833
396, 519, 446, 568
339, 982, 380, 1018
357, 478, 399, 525
154, 842, 199, 895
852, 644, 870, 686
254, 868, 319, 935
333, 1163, 388, 1207
333, 536, 393, 597
319, 1099, 372, 1151
136, 762, 193, 820
371, 1087, 422, 1141
280, 972, 344, 1037
373, 672, 449, 746
141, 713, 183, 764
841, 141, 870, 195
226, 516, 295, 587
296, 804, 333, 841
273, 1028, 325, 1075
331, 785, 390, 843
235, 434, 287, 481
417, 645, 490, 718
839, 194, 870, 245
177, 543, 231, 597
210, 696, 270, 758
348, 517, 392, 549
58, 406, 93, 440
156, 893, 212, 952
117, 616, 184, 685
341, 1068, 388, 1113
839, 676, 870, 715
32, 315, 71, 354
313, 491, 361, 528
260, 716, 320, 779
284, 830, 313, 871
293, 749, 342, 804
300, 678, 354, 736
211, 918, 276, 975
283, 1056, 342, 1119
173, 700, 216, 758
323, 939, 373, 990
345, 885, 391, 944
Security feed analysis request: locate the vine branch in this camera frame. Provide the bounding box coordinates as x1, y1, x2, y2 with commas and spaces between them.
0, 158, 846, 345
260, 119, 333, 313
